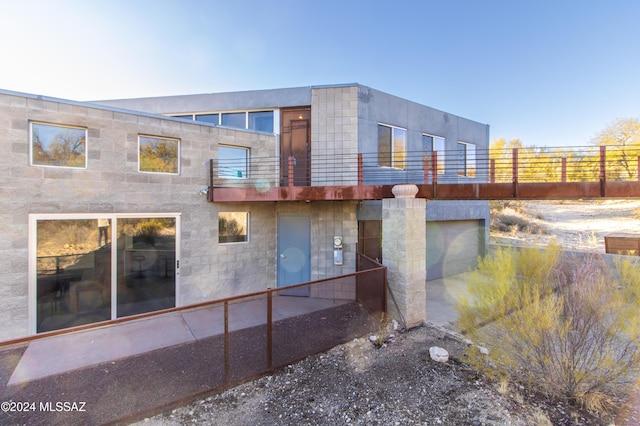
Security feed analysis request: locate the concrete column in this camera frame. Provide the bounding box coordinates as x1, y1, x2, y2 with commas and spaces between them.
382, 184, 427, 328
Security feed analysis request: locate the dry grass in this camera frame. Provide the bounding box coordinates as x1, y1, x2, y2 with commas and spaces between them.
489, 200, 547, 235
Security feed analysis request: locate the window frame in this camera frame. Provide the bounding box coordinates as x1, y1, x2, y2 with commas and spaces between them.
138, 134, 181, 175
218, 145, 250, 179
28, 212, 181, 334
170, 110, 275, 133
457, 141, 477, 177
377, 123, 407, 170
218, 212, 250, 244
29, 121, 88, 169
422, 133, 446, 174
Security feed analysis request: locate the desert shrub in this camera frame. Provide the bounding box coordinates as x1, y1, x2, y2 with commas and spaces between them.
489, 200, 526, 214
456, 244, 640, 411
490, 205, 546, 235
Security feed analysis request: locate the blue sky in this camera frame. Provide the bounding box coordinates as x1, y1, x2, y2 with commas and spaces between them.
1, 0, 638, 147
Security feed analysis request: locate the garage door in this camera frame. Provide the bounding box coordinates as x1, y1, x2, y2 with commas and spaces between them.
426, 220, 483, 280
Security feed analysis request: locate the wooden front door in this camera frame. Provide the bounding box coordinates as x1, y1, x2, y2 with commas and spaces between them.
280, 107, 311, 186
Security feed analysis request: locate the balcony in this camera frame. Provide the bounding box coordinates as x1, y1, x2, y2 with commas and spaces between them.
209, 145, 640, 202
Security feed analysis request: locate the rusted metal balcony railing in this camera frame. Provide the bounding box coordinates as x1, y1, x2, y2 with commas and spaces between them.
209, 145, 640, 201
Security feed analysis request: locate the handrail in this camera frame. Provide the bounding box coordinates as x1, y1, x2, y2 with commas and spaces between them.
211, 145, 640, 188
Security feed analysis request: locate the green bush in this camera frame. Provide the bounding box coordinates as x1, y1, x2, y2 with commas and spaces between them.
456, 244, 640, 411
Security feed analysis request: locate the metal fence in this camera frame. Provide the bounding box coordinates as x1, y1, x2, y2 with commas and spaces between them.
212, 145, 640, 189
1, 261, 387, 424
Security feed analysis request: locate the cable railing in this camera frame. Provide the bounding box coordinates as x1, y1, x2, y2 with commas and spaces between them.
212, 145, 640, 189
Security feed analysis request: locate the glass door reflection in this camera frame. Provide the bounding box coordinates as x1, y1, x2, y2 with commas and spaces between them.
116, 218, 176, 317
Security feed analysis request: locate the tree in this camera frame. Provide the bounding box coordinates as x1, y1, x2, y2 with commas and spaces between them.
591, 118, 640, 180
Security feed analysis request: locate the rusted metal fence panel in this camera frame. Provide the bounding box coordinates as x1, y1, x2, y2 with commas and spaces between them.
356, 253, 387, 318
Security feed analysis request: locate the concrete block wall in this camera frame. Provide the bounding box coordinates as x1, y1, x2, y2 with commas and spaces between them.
311, 86, 359, 185
0, 90, 285, 340
310, 201, 358, 280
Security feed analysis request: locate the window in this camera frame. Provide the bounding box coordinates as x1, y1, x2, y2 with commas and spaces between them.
249, 111, 274, 132
218, 146, 249, 178
30, 214, 179, 333
458, 142, 476, 177
195, 113, 219, 124
138, 135, 180, 174
378, 124, 406, 169
171, 110, 274, 133
30, 122, 87, 168
221, 112, 246, 129
218, 212, 249, 243
422, 134, 446, 174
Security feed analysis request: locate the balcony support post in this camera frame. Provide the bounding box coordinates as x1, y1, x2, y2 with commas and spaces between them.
512, 148, 519, 198
382, 184, 426, 328
600, 146, 606, 197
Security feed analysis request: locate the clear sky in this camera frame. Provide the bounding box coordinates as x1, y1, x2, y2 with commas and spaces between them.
1, 0, 638, 147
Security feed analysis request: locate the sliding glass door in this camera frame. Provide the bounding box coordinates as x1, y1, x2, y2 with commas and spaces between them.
31, 214, 179, 333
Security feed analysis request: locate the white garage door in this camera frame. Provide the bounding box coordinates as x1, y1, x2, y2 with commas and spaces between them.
426, 220, 483, 280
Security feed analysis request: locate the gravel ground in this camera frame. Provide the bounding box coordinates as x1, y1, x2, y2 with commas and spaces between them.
135, 325, 607, 426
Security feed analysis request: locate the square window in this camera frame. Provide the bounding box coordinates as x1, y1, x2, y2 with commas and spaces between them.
218, 212, 249, 243
378, 124, 406, 169
139, 135, 180, 174
218, 146, 249, 178
30, 122, 87, 168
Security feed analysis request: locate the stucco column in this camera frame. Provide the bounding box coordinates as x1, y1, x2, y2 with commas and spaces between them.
382, 184, 427, 328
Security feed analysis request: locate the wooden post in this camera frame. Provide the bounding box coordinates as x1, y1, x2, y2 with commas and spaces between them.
561, 157, 567, 183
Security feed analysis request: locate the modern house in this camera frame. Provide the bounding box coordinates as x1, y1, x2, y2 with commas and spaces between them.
0, 83, 489, 341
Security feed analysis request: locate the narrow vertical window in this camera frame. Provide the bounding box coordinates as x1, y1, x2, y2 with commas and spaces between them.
378, 124, 406, 169
423, 134, 446, 175
458, 142, 476, 177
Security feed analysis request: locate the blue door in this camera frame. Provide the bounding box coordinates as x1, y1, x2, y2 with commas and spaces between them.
277, 213, 311, 296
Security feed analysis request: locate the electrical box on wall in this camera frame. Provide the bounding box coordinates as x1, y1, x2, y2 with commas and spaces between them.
333, 236, 343, 265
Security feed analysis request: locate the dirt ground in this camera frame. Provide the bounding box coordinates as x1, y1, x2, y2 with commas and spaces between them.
491, 199, 640, 252
135, 325, 607, 426
134, 200, 640, 426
